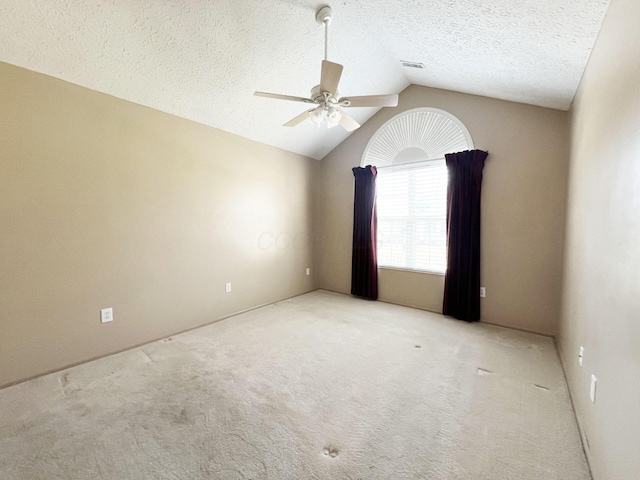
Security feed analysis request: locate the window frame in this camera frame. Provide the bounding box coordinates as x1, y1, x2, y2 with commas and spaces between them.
360, 107, 473, 276
376, 158, 448, 275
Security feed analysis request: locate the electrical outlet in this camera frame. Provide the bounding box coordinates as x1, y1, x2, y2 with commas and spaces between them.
306, 267, 311, 276
479, 287, 486, 298
225, 282, 231, 293
590, 375, 597, 403
579, 346, 584, 366
100, 308, 113, 323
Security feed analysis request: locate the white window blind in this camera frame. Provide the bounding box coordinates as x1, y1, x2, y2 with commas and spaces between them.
376, 160, 448, 273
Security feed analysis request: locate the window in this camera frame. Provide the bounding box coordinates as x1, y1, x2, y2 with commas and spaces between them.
377, 160, 448, 273
361, 107, 473, 274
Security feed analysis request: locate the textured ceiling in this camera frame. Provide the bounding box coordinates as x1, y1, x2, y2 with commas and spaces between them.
0, 0, 610, 160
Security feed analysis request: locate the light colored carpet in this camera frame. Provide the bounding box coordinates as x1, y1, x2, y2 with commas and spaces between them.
0, 290, 590, 479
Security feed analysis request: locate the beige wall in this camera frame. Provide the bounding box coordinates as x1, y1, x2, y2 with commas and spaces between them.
318, 85, 569, 335
559, 0, 640, 478
0, 61, 319, 387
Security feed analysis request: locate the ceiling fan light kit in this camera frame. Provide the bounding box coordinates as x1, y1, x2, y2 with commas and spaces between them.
254, 5, 398, 132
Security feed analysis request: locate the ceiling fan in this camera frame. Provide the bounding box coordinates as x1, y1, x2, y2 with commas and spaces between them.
253, 5, 399, 132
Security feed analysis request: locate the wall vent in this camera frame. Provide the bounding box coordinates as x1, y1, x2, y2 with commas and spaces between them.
400, 61, 424, 69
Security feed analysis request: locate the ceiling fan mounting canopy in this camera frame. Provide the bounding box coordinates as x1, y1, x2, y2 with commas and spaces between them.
316, 6, 333, 26
253, 5, 398, 132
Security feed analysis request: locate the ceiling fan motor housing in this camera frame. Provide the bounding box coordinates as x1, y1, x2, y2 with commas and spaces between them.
310, 85, 338, 107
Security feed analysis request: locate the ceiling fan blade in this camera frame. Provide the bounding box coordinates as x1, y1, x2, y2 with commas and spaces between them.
254, 92, 315, 104
337, 107, 360, 132
284, 109, 315, 127
320, 60, 343, 95
339, 94, 399, 108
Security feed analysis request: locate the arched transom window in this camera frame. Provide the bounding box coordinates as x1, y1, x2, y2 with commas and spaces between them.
362, 108, 473, 273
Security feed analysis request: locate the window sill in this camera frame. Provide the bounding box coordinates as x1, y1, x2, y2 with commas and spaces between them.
378, 266, 445, 277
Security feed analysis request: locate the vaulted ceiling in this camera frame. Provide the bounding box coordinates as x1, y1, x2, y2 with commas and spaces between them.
0, 0, 611, 159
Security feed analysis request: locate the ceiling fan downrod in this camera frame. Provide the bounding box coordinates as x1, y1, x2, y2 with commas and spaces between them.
316, 6, 333, 61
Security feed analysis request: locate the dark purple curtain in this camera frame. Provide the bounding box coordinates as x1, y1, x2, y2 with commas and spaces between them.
351, 166, 378, 300
443, 150, 488, 322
